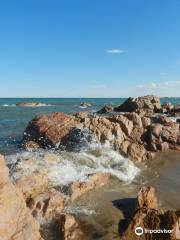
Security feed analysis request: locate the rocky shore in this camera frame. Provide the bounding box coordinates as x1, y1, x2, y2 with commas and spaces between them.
0, 95, 180, 240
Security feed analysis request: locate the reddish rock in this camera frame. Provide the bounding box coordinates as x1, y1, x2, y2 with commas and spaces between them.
23, 112, 79, 148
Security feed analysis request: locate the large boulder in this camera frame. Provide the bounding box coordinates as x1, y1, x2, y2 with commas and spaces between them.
0, 155, 42, 240
114, 95, 161, 114
23, 112, 79, 148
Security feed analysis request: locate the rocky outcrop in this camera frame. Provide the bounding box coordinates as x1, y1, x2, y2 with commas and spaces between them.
22, 96, 180, 162
0, 155, 42, 240
114, 95, 161, 114
121, 186, 180, 240
80, 102, 92, 108
16, 102, 50, 107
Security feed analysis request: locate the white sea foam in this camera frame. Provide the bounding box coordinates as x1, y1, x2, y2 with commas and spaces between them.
6, 141, 140, 186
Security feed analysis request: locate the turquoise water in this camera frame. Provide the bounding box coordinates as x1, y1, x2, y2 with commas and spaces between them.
0, 98, 179, 154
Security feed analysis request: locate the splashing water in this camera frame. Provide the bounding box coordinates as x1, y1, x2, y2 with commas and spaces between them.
6, 140, 140, 186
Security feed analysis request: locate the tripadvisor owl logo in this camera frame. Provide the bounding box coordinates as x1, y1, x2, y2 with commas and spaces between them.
135, 226, 143, 236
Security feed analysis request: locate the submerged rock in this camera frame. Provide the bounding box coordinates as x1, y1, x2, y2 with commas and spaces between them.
70, 173, 111, 201
16, 102, 50, 107
80, 102, 92, 108
0, 154, 42, 240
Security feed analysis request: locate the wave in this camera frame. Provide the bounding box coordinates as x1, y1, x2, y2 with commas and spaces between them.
0, 104, 16, 107
6, 141, 140, 186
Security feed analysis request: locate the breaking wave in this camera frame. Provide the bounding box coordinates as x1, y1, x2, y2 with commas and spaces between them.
6, 141, 140, 186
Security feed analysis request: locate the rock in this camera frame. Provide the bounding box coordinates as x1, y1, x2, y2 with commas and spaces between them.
97, 105, 113, 114
141, 117, 151, 128
127, 143, 148, 162
80, 102, 92, 108
27, 189, 67, 221
161, 102, 174, 113
16, 102, 50, 107
0, 155, 42, 240
23, 112, 79, 148
58, 213, 96, 240
23, 140, 40, 151
60, 128, 91, 152
16, 170, 49, 199
71, 173, 111, 201
136, 186, 158, 209
114, 95, 161, 114
121, 186, 180, 240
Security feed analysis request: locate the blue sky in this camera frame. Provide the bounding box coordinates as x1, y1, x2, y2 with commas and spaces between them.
0, 0, 180, 97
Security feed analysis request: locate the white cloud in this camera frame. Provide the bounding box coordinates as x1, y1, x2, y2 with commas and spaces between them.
106, 49, 127, 54
137, 81, 180, 97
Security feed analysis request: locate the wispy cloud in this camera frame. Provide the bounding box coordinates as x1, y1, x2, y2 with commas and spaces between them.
137, 81, 180, 97
176, 59, 180, 64
106, 49, 127, 54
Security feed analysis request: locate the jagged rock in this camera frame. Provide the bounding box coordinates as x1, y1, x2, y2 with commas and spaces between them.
136, 186, 158, 209
0, 155, 42, 240
121, 186, 180, 240
114, 95, 161, 113
97, 105, 113, 114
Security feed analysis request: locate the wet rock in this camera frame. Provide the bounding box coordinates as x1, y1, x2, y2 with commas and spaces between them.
71, 173, 111, 201
114, 95, 161, 114
16, 170, 49, 199
27, 189, 68, 221
16, 102, 49, 107
23, 112, 79, 148
60, 128, 91, 152
97, 105, 113, 114
0, 155, 42, 240
80, 102, 92, 108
